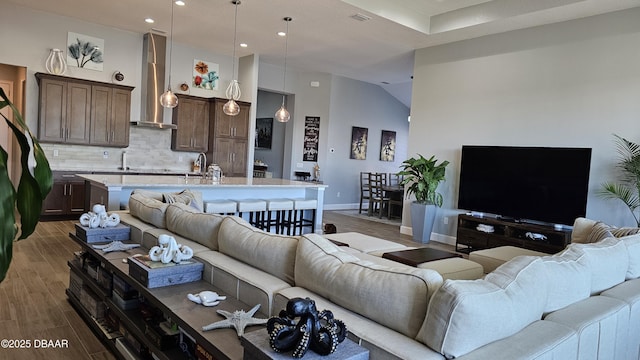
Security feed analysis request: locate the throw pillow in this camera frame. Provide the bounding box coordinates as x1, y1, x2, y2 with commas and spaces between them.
162, 189, 202, 211
586, 221, 615, 243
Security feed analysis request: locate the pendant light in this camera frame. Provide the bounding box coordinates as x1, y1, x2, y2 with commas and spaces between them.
160, 0, 178, 108
275, 17, 292, 123
223, 0, 241, 116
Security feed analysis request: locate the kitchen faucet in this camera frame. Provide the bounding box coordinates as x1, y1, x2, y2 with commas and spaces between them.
197, 152, 207, 176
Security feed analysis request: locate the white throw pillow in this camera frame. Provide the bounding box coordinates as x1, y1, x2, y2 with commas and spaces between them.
566, 237, 629, 294
540, 249, 591, 314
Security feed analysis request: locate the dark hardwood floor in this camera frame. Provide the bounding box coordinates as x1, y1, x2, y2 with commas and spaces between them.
0, 211, 454, 359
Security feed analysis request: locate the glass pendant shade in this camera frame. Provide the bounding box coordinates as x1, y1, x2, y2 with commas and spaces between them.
45, 48, 67, 75
275, 97, 290, 122
160, 88, 178, 108
223, 99, 240, 116
223, 79, 241, 116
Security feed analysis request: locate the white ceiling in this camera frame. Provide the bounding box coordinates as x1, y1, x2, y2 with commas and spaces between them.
8, 0, 640, 107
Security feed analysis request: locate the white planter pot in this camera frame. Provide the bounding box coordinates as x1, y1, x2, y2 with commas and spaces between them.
410, 202, 437, 243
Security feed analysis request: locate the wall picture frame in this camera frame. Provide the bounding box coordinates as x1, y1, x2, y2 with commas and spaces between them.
380, 130, 396, 161
67, 32, 104, 71
255, 117, 273, 149
193, 59, 219, 90
350, 126, 368, 160
303, 116, 320, 162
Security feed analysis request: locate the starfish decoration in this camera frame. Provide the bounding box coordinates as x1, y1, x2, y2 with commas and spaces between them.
92, 241, 140, 253
202, 304, 268, 337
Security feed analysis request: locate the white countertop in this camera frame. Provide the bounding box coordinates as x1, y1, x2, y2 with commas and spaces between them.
79, 174, 326, 188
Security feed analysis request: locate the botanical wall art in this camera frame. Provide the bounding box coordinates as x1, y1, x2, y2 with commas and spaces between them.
350, 126, 368, 160
380, 130, 396, 161
193, 59, 219, 90
255, 118, 273, 149
67, 32, 104, 71
303, 116, 320, 162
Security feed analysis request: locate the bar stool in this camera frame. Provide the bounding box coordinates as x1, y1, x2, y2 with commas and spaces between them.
236, 199, 267, 230
292, 199, 318, 235
204, 200, 237, 215
265, 199, 294, 235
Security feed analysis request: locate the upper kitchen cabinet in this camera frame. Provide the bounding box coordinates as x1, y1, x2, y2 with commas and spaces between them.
171, 94, 209, 152
213, 98, 249, 139
89, 86, 132, 147
35, 73, 133, 147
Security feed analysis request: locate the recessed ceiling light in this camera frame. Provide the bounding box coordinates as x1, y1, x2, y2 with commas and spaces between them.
240, 43, 248, 48
145, 18, 155, 24
277, 31, 286, 37
175, 0, 185, 5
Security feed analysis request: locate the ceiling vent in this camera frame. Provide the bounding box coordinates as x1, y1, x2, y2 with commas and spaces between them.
350, 13, 371, 22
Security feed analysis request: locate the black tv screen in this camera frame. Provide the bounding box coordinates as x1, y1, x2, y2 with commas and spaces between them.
457, 145, 592, 226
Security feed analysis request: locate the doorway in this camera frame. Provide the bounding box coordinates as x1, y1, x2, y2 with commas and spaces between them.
0, 63, 27, 184
254, 90, 288, 179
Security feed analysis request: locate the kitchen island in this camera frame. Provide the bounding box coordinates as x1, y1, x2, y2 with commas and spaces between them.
79, 174, 327, 233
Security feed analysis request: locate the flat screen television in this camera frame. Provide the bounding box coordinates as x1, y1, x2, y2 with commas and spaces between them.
457, 145, 592, 226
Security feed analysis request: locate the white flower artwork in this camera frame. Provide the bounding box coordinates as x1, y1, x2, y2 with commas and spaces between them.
67, 32, 104, 71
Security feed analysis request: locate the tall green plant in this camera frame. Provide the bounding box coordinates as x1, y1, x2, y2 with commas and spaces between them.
598, 134, 640, 227
398, 154, 449, 206
0, 88, 52, 283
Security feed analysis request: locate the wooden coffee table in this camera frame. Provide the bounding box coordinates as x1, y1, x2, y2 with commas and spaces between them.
382, 247, 461, 267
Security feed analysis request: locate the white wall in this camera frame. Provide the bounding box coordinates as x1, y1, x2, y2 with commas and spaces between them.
324, 76, 410, 207
409, 8, 640, 242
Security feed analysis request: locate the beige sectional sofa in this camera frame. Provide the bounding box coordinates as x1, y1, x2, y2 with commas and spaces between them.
117, 191, 640, 360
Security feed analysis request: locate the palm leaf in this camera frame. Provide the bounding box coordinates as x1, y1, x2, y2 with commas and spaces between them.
0, 88, 52, 282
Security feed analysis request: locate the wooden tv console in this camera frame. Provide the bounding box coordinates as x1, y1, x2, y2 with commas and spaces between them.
455, 214, 572, 254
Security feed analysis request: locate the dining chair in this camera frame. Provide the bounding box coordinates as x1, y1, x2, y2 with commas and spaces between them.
359, 172, 371, 214
368, 172, 390, 218
388, 173, 404, 186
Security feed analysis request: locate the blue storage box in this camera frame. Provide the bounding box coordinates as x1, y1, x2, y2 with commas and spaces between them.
127, 256, 203, 288
75, 223, 131, 243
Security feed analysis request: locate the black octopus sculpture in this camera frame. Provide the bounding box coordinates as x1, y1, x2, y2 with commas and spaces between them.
267, 297, 347, 358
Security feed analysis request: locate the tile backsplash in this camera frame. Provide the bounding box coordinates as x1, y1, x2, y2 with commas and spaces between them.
42, 127, 202, 173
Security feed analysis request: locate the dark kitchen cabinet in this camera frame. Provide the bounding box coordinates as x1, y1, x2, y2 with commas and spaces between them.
89, 86, 131, 147
36, 73, 133, 147
41, 172, 87, 219
171, 95, 209, 152
208, 99, 250, 177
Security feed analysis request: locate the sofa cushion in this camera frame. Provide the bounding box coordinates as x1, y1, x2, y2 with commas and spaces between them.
544, 295, 629, 360
571, 217, 598, 243
454, 320, 578, 360
218, 216, 298, 285
296, 234, 443, 339
165, 203, 224, 250
566, 237, 629, 294
128, 193, 169, 228
421, 256, 547, 358
540, 248, 591, 314
131, 188, 204, 211
622, 234, 640, 279
195, 250, 292, 316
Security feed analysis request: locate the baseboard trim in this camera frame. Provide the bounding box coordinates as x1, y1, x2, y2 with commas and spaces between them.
400, 225, 456, 247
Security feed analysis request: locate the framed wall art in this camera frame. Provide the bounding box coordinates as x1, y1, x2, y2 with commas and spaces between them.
255, 118, 273, 149
380, 130, 396, 161
193, 59, 219, 90
350, 126, 368, 160
303, 116, 320, 162
67, 32, 104, 71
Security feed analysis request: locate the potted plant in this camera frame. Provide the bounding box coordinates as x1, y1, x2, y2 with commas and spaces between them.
598, 134, 640, 226
0, 88, 52, 283
398, 154, 449, 243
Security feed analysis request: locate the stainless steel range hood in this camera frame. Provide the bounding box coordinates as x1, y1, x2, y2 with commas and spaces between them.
132, 32, 177, 129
